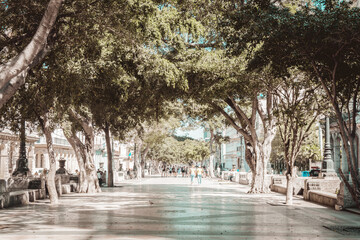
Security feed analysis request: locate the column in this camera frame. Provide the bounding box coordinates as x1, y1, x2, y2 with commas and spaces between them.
0, 141, 10, 179
27, 144, 35, 173
43, 152, 50, 169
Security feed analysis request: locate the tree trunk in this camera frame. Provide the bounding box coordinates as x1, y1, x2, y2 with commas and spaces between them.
133, 143, 141, 179
285, 160, 294, 205
62, 128, 88, 193
62, 113, 101, 193
0, 0, 63, 104
248, 140, 274, 193
39, 114, 58, 204
250, 162, 265, 193
141, 160, 145, 178
140, 146, 150, 178
208, 155, 216, 178
104, 123, 113, 187
208, 129, 216, 178
156, 161, 161, 174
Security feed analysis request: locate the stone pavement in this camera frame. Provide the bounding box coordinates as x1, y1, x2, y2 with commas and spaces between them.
1, 176, 360, 239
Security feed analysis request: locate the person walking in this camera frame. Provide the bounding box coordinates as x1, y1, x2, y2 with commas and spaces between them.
97, 169, 103, 186
196, 166, 203, 184
190, 165, 196, 185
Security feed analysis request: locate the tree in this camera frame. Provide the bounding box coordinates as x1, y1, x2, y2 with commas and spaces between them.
0, 0, 63, 108
0, 59, 75, 204
272, 70, 324, 205
179, 50, 278, 193
246, 1, 360, 204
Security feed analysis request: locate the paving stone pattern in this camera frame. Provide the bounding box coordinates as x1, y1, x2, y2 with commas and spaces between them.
0, 177, 360, 239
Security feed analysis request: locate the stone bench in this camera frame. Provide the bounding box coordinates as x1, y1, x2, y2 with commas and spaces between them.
303, 178, 340, 200
61, 184, 71, 194
239, 172, 251, 185
308, 190, 338, 207
8, 190, 29, 207
272, 184, 287, 194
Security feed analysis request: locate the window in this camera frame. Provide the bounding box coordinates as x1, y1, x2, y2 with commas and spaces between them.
40, 154, 44, 168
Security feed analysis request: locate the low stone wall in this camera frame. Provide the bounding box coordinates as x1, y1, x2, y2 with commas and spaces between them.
270, 176, 310, 196
308, 191, 337, 207
238, 172, 251, 185
303, 178, 340, 200
0, 188, 47, 209
272, 184, 287, 194
270, 176, 286, 193
0, 176, 78, 209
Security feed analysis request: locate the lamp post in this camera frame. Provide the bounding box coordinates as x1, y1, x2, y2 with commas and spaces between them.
320, 117, 337, 178
12, 119, 30, 177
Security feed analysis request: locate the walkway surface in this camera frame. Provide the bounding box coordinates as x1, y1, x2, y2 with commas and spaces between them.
1, 177, 360, 239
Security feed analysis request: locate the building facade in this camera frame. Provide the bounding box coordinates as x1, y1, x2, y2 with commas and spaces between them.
0, 128, 131, 182
203, 127, 249, 171
0, 129, 38, 179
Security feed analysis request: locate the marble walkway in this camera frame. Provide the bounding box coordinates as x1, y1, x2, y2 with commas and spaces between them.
1, 177, 360, 239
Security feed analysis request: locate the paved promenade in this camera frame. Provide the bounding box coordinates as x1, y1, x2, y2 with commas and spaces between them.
1, 176, 360, 239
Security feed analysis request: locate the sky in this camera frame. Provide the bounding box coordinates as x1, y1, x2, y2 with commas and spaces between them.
175, 127, 204, 140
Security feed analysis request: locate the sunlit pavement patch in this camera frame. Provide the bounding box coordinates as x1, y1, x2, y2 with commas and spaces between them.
1, 177, 360, 239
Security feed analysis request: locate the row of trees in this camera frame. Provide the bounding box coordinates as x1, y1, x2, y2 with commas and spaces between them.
0, 0, 188, 204
1, 0, 360, 206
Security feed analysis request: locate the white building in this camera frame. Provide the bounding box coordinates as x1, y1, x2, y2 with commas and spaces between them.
0, 128, 132, 183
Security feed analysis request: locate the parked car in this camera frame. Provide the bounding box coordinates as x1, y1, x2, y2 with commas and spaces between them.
309, 168, 320, 177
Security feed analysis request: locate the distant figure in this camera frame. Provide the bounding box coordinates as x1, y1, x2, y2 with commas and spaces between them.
196, 166, 203, 184
229, 165, 236, 181
75, 169, 79, 175
102, 170, 107, 185
162, 166, 166, 177
34, 171, 39, 177
190, 165, 196, 185
97, 170, 103, 186
181, 167, 185, 177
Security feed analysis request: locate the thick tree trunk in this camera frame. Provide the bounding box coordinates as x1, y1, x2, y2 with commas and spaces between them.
140, 146, 149, 178
40, 114, 58, 204
250, 161, 265, 193
133, 143, 141, 179
248, 135, 275, 193
62, 128, 88, 193
104, 123, 113, 187
208, 129, 216, 178
0, 0, 62, 109
156, 161, 161, 174
285, 159, 294, 205
63, 111, 101, 193
286, 173, 294, 205
0, 0, 62, 85
141, 160, 145, 178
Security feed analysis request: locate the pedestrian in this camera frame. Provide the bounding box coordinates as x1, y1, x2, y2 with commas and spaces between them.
97, 169, 103, 186
197, 166, 203, 184
190, 164, 196, 185
102, 170, 107, 186
162, 166, 166, 177
182, 167, 185, 177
